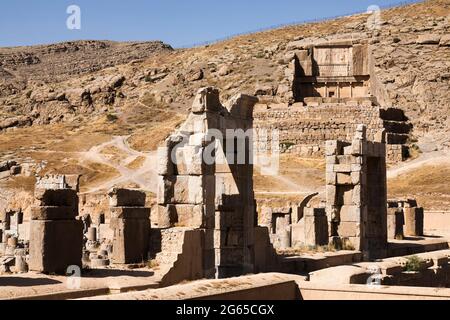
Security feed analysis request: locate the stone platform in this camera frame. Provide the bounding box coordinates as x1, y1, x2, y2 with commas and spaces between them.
0, 267, 161, 300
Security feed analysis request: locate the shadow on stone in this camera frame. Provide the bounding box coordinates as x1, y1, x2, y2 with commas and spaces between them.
82, 269, 154, 278
0, 277, 62, 287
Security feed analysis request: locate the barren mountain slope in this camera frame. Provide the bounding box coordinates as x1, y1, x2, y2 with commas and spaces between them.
0, 0, 449, 211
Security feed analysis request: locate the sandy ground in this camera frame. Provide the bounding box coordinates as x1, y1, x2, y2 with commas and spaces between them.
0, 267, 161, 300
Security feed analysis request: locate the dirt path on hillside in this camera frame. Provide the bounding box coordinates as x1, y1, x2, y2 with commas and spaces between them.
54, 135, 450, 195
387, 150, 450, 179
80, 136, 158, 194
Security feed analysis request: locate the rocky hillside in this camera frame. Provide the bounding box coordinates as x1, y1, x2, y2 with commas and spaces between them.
1, 1, 448, 146
0, 0, 448, 210
0, 40, 173, 84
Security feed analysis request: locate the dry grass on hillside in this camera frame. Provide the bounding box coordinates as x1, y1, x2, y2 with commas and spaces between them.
126, 156, 146, 170
3, 176, 36, 193
388, 163, 450, 210
128, 113, 186, 151
254, 155, 325, 194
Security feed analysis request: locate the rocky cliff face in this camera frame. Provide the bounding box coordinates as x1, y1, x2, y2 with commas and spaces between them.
2, 1, 447, 149
0, 0, 448, 213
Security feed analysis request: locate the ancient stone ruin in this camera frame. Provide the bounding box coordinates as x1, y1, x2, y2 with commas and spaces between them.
156, 87, 258, 278
387, 198, 424, 239
254, 39, 412, 163
326, 125, 388, 260
0, 84, 448, 298
109, 188, 150, 264
29, 188, 83, 273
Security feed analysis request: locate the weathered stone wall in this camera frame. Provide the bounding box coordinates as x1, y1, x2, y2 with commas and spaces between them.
387, 198, 424, 239
254, 103, 410, 163
157, 87, 258, 279
325, 124, 388, 260
28, 188, 83, 274
109, 188, 150, 264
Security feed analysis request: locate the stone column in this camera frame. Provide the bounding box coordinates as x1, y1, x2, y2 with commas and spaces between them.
303, 208, 328, 247
157, 87, 258, 279
325, 124, 387, 260
29, 188, 83, 274
403, 199, 424, 236
109, 188, 150, 264
387, 202, 404, 240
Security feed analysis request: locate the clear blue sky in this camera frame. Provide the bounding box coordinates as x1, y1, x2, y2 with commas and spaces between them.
0, 0, 418, 48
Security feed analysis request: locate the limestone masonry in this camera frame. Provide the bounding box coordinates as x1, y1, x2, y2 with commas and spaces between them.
254, 39, 412, 163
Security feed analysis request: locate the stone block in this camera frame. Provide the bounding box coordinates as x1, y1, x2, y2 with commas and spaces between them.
325, 140, 338, 156
99, 223, 114, 241
191, 87, 221, 113
337, 155, 353, 165
404, 207, 423, 236
326, 185, 336, 204
110, 207, 150, 220
304, 209, 328, 246
157, 176, 174, 204
354, 124, 367, 140
351, 185, 362, 206
213, 229, 243, 248
111, 218, 150, 264
343, 146, 353, 155
174, 146, 208, 175
326, 171, 337, 185
351, 171, 361, 184
351, 139, 363, 156
34, 188, 78, 208
173, 175, 204, 204
108, 188, 146, 207
345, 236, 361, 251
173, 204, 204, 228
352, 44, 369, 76
29, 219, 83, 274
154, 205, 177, 228
416, 34, 441, 44
157, 146, 173, 176
337, 222, 360, 237
326, 155, 337, 165
225, 94, 258, 119
31, 206, 77, 220
18, 222, 30, 242
291, 222, 304, 248
333, 164, 352, 173
336, 173, 352, 185
189, 133, 206, 146
387, 209, 404, 239
339, 205, 360, 222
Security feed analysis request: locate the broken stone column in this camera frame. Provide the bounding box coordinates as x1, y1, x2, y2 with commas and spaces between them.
157, 87, 258, 279
14, 249, 28, 273
260, 206, 292, 249
291, 207, 328, 248
303, 208, 328, 247
387, 200, 404, 240
325, 124, 387, 260
29, 188, 83, 274
402, 199, 424, 237
109, 188, 150, 264
87, 227, 97, 242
